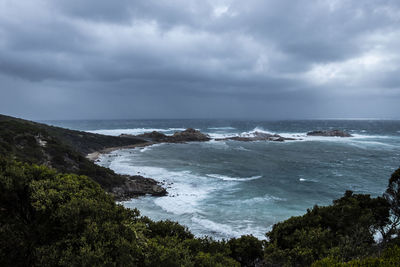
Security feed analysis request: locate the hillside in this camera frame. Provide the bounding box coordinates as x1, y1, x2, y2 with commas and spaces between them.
0, 114, 165, 199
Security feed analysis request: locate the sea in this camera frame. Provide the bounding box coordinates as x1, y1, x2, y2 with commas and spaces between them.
45, 119, 400, 240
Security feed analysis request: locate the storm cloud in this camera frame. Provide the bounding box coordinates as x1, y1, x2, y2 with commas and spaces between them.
0, 0, 399, 119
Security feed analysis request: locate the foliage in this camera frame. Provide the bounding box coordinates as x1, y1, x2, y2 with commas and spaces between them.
0, 116, 136, 191
0, 157, 147, 266
383, 168, 400, 244
227, 235, 264, 266
312, 245, 400, 266
140, 217, 194, 240
0, 157, 240, 266
264, 190, 391, 266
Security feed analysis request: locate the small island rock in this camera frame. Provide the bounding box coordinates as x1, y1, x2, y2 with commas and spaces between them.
307, 130, 352, 137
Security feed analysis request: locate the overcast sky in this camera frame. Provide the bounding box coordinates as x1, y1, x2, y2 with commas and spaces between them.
0, 0, 399, 120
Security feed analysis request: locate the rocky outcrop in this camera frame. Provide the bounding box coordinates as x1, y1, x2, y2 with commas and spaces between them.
307, 130, 352, 137
216, 131, 296, 142
169, 128, 211, 142
134, 131, 169, 142
111, 175, 167, 200
125, 128, 211, 143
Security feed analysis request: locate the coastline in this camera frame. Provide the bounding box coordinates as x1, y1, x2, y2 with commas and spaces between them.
85, 141, 169, 200
86, 141, 156, 161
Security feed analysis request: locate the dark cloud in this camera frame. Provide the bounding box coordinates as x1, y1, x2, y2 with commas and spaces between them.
0, 0, 399, 119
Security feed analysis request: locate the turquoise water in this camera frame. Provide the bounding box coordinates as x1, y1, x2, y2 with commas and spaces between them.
47, 119, 400, 239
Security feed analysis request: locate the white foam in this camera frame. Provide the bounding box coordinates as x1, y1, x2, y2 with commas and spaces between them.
207, 126, 275, 140
233, 194, 285, 205
103, 151, 268, 239
239, 127, 273, 137
192, 216, 236, 236
346, 140, 398, 149
206, 174, 262, 181
202, 140, 231, 150
351, 133, 391, 139
191, 216, 267, 240
139, 143, 164, 153
282, 133, 393, 144
207, 132, 237, 139
87, 128, 186, 136
105, 152, 218, 216
142, 168, 215, 215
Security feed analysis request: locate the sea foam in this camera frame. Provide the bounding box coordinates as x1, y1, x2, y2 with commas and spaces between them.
206, 174, 262, 181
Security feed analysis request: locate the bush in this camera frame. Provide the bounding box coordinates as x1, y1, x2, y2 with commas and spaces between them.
0, 157, 240, 266
0, 157, 146, 266
264, 191, 390, 266
227, 235, 264, 266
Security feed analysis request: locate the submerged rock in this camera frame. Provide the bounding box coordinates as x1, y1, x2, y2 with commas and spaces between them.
307, 130, 352, 137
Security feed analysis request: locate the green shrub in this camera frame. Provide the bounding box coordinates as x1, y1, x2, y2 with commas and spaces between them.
0, 157, 146, 266
227, 235, 264, 266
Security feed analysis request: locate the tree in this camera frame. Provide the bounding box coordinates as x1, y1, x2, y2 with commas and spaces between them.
383, 168, 400, 244
264, 191, 390, 265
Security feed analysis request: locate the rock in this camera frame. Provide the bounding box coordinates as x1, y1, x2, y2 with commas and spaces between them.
307, 130, 352, 137
217, 131, 296, 142
169, 128, 211, 142
111, 175, 167, 200
135, 131, 168, 141
133, 128, 211, 143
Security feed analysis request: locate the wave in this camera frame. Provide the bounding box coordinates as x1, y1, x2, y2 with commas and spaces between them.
231, 194, 285, 205
139, 143, 164, 153
206, 174, 262, 181
208, 127, 236, 130
298, 178, 319, 182
104, 151, 268, 239
191, 216, 236, 237
239, 127, 273, 137
191, 216, 267, 240
203, 139, 230, 149
104, 152, 217, 215
236, 127, 392, 141
87, 128, 186, 136
206, 127, 274, 140
207, 132, 237, 139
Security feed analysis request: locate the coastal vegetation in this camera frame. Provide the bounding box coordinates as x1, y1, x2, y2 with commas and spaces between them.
0, 114, 399, 266
0, 114, 165, 199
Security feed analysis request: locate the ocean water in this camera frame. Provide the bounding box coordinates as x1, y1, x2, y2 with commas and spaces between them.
46, 119, 400, 240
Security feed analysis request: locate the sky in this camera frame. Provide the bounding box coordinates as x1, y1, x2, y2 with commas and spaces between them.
0, 0, 400, 120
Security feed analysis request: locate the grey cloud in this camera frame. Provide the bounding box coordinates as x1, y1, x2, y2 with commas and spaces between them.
0, 0, 399, 119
